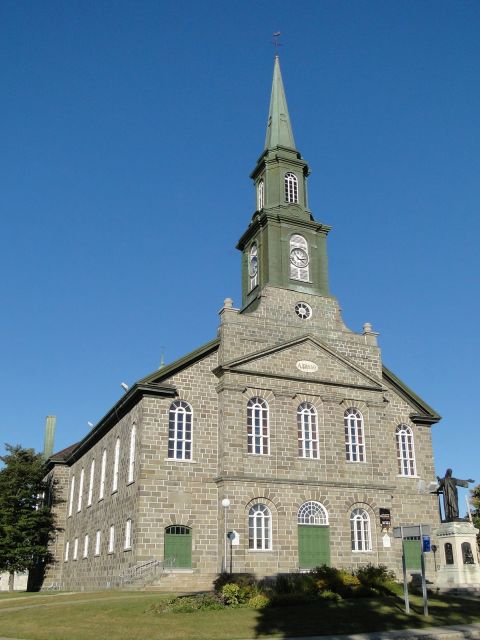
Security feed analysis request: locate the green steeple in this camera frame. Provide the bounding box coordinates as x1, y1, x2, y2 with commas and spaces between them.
265, 55, 296, 151
237, 56, 331, 310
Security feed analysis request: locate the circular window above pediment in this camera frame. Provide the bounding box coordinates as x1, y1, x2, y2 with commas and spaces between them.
294, 302, 312, 320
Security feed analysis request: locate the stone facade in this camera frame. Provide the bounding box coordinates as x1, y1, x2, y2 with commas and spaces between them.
41, 57, 442, 592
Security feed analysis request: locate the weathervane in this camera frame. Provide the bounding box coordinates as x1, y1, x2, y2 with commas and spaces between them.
272, 31, 282, 55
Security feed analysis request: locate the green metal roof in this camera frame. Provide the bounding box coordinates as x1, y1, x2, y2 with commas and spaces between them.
265, 55, 296, 151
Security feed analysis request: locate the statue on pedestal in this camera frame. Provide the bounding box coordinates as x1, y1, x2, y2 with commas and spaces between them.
436, 468, 475, 522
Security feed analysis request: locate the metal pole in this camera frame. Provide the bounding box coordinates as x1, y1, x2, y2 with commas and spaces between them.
229, 537, 233, 574
402, 541, 410, 614
224, 508, 227, 573
420, 549, 428, 616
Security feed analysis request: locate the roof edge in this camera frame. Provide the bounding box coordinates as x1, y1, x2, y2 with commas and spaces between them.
382, 365, 441, 424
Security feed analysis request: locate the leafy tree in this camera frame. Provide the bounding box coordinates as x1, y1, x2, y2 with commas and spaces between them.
471, 483, 480, 549
0, 444, 55, 590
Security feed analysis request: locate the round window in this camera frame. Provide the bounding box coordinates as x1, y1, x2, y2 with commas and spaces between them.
295, 302, 312, 320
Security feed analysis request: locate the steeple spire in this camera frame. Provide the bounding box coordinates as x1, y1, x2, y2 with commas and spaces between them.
265, 55, 296, 151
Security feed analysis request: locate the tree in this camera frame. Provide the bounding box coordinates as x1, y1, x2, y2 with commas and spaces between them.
471, 483, 480, 550
0, 444, 55, 590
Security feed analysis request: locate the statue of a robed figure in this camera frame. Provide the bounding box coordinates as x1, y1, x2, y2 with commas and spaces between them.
436, 468, 474, 522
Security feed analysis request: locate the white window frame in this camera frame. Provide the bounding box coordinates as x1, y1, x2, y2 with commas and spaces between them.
95, 530, 101, 556
168, 401, 193, 460
83, 534, 89, 558
77, 468, 84, 512
124, 518, 132, 550
88, 459, 95, 506
257, 179, 264, 210
108, 525, 115, 554
247, 397, 270, 455
285, 172, 298, 203
344, 408, 366, 462
249, 243, 259, 291
298, 501, 328, 525
248, 503, 272, 550
64, 541, 69, 562
73, 537, 78, 561
128, 425, 136, 484
289, 234, 310, 282
297, 402, 319, 458
68, 475, 75, 517
112, 437, 120, 492
396, 424, 417, 476
350, 508, 372, 552
99, 449, 106, 500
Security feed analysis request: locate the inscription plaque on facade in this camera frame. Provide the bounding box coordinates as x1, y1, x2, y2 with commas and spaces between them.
296, 360, 318, 373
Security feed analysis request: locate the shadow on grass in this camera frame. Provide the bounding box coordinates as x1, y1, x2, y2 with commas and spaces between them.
254, 592, 480, 638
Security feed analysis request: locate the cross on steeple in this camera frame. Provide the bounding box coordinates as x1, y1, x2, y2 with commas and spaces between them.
272, 31, 282, 56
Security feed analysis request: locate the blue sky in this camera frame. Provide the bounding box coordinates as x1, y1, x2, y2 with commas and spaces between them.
1, 1, 479, 508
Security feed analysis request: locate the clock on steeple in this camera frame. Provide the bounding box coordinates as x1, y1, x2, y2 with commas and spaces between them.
237, 55, 331, 310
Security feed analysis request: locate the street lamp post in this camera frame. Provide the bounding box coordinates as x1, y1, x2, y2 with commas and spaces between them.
221, 497, 230, 573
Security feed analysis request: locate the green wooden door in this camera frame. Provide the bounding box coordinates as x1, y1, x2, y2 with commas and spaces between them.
298, 525, 330, 569
403, 539, 421, 571
164, 526, 192, 568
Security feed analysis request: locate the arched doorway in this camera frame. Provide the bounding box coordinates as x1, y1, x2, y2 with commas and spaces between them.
297, 501, 330, 569
164, 525, 192, 568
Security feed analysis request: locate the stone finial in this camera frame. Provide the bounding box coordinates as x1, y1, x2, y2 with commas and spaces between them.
223, 298, 233, 309
362, 322, 379, 346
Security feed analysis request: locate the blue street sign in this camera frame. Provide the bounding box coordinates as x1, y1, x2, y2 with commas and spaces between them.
422, 535, 431, 552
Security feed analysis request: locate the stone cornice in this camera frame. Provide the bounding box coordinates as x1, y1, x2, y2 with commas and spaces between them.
214, 475, 396, 492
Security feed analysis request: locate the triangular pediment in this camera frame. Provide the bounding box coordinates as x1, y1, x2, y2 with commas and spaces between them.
222, 335, 384, 391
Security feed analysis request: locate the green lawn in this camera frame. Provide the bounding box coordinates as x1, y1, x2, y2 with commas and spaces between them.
0, 590, 478, 640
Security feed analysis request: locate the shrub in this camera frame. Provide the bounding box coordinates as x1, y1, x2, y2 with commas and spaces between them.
152, 594, 225, 613
221, 583, 241, 606
269, 592, 311, 607
213, 572, 256, 593
311, 565, 359, 597
270, 573, 316, 596
355, 563, 395, 588
318, 589, 342, 602
248, 594, 270, 609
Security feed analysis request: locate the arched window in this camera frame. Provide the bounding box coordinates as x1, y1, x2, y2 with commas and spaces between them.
168, 401, 193, 460
112, 437, 120, 492
248, 503, 271, 550
285, 172, 298, 203
64, 541, 69, 562
257, 179, 264, 210
77, 468, 84, 512
462, 542, 475, 565
298, 501, 328, 525
128, 424, 136, 483
108, 525, 115, 554
445, 542, 454, 565
297, 402, 319, 458
249, 243, 258, 291
350, 508, 372, 552
99, 449, 107, 500
68, 475, 75, 517
289, 234, 309, 282
83, 534, 89, 558
88, 458, 95, 506
247, 397, 269, 455
344, 408, 365, 462
95, 530, 101, 556
396, 425, 416, 476
124, 518, 132, 550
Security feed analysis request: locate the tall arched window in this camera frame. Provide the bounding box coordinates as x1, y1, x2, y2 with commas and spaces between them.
247, 397, 269, 455
112, 437, 120, 492
99, 449, 107, 500
168, 401, 193, 460
344, 408, 365, 462
68, 475, 75, 517
395, 425, 416, 476
285, 172, 298, 203
249, 243, 258, 291
124, 518, 132, 550
77, 468, 84, 512
289, 234, 309, 282
248, 503, 271, 550
297, 402, 319, 458
298, 501, 328, 525
350, 508, 372, 552
87, 458, 95, 506
128, 424, 136, 483
257, 179, 264, 210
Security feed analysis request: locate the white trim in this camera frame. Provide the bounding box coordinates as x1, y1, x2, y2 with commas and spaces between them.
350, 508, 372, 552
68, 475, 75, 517
344, 407, 366, 462
248, 503, 272, 550
124, 518, 132, 550
247, 397, 270, 455
128, 425, 136, 484
87, 458, 95, 506
73, 537, 78, 561
95, 530, 101, 556
64, 541, 69, 562
77, 468, 84, 512
99, 449, 107, 500
108, 525, 115, 554
285, 172, 298, 203
297, 402, 319, 459
112, 437, 120, 493
168, 401, 193, 460
396, 424, 417, 477
83, 533, 89, 558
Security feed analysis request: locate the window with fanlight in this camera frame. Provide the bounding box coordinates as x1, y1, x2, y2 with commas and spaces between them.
285, 172, 298, 203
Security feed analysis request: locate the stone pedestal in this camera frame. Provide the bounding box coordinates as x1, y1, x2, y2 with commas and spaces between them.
434, 521, 480, 590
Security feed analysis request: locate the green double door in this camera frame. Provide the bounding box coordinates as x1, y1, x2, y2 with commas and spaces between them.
164, 526, 192, 568
298, 525, 330, 569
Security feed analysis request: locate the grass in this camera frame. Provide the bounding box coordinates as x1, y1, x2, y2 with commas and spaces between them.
0, 589, 478, 640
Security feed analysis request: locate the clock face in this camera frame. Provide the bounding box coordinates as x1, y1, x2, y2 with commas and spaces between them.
249, 255, 258, 276
290, 247, 309, 267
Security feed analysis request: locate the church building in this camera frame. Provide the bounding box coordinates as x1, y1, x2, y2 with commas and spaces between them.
42, 56, 441, 592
